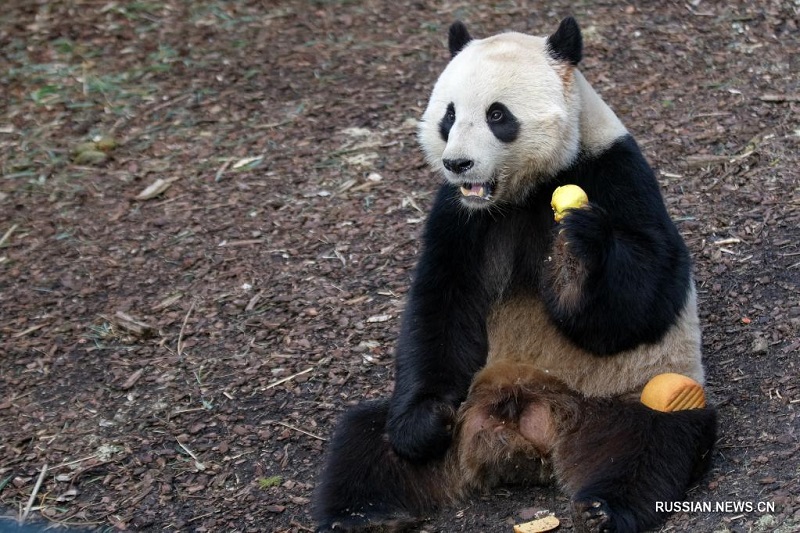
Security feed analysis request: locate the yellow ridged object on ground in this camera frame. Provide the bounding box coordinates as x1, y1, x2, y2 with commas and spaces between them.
640, 373, 706, 412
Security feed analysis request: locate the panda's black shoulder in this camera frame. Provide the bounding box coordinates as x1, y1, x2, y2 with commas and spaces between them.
574, 134, 657, 192
567, 133, 676, 226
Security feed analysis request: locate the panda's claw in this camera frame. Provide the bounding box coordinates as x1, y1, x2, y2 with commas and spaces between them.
571, 497, 617, 533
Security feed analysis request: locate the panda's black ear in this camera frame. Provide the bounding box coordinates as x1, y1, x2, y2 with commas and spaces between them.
547, 16, 583, 65
448, 21, 473, 58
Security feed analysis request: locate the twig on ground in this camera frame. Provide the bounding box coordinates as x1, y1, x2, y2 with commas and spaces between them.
21, 464, 48, 524
760, 94, 800, 103
266, 420, 327, 442
217, 239, 265, 247
11, 324, 46, 338
214, 158, 232, 182
266, 367, 313, 389
176, 438, 206, 471
0, 224, 18, 248
51, 454, 99, 470
177, 300, 196, 357
712, 238, 742, 246
188, 512, 216, 523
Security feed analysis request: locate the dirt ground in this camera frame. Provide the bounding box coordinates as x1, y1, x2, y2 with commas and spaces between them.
1, 1, 798, 532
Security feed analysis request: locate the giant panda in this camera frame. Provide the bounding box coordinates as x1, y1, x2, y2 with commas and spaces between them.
313, 17, 716, 533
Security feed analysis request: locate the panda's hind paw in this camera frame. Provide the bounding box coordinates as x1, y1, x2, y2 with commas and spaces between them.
571, 497, 616, 533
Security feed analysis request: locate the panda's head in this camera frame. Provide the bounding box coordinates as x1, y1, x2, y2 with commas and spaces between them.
418, 18, 584, 209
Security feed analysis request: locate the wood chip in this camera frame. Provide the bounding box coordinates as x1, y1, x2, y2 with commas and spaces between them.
108, 311, 155, 338
121, 368, 145, 390
245, 291, 263, 312
12, 324, 46, 338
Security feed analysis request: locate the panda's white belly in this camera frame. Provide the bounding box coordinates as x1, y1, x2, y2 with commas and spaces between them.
485, 285, 704, 397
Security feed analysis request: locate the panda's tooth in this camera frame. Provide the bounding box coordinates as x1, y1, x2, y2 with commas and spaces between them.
458, 182, 493, 200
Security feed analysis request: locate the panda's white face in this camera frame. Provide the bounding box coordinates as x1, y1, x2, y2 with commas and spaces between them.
418, 31, 581, 209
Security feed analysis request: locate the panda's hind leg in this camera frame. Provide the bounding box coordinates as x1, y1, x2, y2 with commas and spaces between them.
313, 400, 454, 531
554, 402, 717, 533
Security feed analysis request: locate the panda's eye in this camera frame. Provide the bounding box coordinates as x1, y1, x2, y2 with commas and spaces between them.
439, 103, 457, 141
486, 103, 519, 143
488, 109, 504, 122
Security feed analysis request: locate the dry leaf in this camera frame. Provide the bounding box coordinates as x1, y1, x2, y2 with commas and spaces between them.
136, 178, 178, 200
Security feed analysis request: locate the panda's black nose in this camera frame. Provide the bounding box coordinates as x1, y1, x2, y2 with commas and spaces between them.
443, 158, 474, 174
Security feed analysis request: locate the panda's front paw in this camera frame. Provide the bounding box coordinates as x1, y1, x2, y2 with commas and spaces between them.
556, 202, 613, 267
545, 204, 611, 313
387, 398, 456, 462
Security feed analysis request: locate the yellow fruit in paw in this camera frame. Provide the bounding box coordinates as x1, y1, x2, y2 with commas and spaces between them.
640, 373, 706, 412
551, 184, 588, 222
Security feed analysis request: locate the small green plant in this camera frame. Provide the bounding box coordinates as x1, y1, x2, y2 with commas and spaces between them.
258, 476, 282, 489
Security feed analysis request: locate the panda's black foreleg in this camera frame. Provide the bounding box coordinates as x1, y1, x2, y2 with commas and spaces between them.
542, 201, 692, 356
554, 402, 717, 533
313, 400, 454, 532
386, 185, 494, 462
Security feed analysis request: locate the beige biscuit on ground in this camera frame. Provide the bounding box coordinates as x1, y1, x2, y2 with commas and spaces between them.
513, 515, 560, 533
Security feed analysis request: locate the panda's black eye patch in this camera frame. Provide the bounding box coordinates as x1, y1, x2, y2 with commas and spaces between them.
439, 102, 456, 142
486, 102, 519, 143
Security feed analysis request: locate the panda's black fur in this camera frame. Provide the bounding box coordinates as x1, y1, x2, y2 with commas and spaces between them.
314, 17, 716, 533
542, 135, 694, 355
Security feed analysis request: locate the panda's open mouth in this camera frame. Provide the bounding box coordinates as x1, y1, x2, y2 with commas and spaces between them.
459, 181, 494, 201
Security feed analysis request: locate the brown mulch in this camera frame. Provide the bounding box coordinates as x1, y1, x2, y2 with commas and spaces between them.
1, 1, 798, 532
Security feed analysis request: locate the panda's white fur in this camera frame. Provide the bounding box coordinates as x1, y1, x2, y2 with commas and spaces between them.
418, 31, 628, 207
